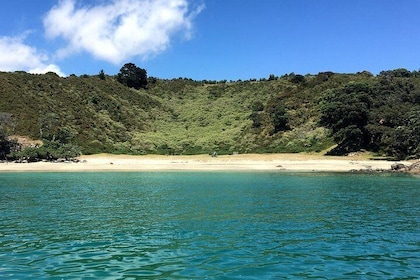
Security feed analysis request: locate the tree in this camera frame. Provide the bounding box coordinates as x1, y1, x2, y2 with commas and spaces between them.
380, 107, 420, 159
0, 128, 9, 160
39, 113, 60, 141
249, 101, 265, 128
0, 112, 15, 160
270, 105, 288, 133
265, 97, 289, 134
268, 74, 277, 81
98, 69, 105, 80
320, 83, 372, 154
289, 74, 306, 84
117, 63, 147, 89
250, 111, 263, 128
251, 101, 264, 112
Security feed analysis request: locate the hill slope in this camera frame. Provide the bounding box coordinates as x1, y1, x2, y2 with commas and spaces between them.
1, 69, 419, 159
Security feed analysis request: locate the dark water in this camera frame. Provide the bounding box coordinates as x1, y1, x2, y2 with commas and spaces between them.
0, 172, 419, 279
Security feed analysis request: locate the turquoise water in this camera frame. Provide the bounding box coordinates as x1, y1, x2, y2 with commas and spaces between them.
0, 172, 419, 279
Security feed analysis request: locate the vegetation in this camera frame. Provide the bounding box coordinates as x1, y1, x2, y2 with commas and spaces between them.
0, 66, 419, 160
320, 70, 420, 159
116, 63, 148, 90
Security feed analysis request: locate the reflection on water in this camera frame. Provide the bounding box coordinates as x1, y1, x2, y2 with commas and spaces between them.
0, 172, 419, 278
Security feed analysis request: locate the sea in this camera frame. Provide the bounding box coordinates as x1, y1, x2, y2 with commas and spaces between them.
0, 172, 419, 279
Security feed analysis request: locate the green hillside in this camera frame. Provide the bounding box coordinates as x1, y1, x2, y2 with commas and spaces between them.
1, 68, 419, 160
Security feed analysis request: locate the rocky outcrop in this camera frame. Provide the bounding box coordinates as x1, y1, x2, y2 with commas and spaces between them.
390, 161, 420, 174
391, 163, 408, 171
407, 161, 420, 174
350, 161, 420, 174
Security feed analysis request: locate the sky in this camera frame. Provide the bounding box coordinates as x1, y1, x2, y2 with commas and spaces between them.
0, 0, 419, 81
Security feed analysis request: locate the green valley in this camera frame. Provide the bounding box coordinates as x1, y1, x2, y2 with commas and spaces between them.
1, 67, 419, 160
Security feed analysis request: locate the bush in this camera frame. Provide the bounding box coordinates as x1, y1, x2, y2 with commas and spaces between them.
8, 141, 81, 161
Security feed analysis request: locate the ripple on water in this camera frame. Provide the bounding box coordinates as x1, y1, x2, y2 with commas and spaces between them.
0, 172, 419, 279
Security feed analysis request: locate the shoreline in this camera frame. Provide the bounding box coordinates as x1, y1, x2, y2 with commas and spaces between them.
0, 153, 416, 173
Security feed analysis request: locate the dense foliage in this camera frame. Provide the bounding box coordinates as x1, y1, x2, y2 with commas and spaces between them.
320, 83, 373, 154
320, 70, 420, 159
0, 112, 16, 160
117, 63, 148, 90
0, 68, 419, 160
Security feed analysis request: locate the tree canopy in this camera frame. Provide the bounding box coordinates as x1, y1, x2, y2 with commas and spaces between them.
117, 63, 147, 89
320, 78, 420, 159
320, 83, 372, 154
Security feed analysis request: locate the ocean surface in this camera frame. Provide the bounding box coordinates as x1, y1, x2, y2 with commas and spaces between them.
0, 172, 419, 279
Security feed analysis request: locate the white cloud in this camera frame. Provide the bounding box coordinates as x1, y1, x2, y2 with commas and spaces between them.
28, 64, 65, 76
0, 35, 64, 76
43, 0, 204, 64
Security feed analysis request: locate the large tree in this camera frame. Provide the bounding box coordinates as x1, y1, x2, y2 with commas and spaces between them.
265, 97, 289, 134
320, 83, 372, 155
117, 63, 148, 90
0, 112, 16, 159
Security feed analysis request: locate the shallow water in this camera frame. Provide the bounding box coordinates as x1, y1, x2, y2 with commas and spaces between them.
0, 172, 419, 279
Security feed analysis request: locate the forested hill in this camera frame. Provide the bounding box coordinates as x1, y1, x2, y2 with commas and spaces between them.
0, 68, 419, 160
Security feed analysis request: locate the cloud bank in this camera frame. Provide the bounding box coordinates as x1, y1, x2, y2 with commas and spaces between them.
43, 0, 204, 64
0, 0, 202, 75
0, 35, 64, 76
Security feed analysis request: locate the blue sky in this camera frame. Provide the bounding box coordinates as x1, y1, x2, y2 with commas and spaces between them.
0, 0, 419, 80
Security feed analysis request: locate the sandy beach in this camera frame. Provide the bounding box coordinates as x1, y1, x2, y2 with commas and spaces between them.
0, 153, 414, 172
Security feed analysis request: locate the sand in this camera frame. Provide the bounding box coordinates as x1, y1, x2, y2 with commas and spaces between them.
0, 153, 413, 172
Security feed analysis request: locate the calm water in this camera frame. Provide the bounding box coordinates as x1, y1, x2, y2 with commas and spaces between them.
0, 172, 419, 279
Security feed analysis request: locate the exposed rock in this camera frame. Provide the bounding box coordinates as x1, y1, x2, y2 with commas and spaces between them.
391, 163, 407, 171
351, 168, 388, 173
408, 161, 420, 174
